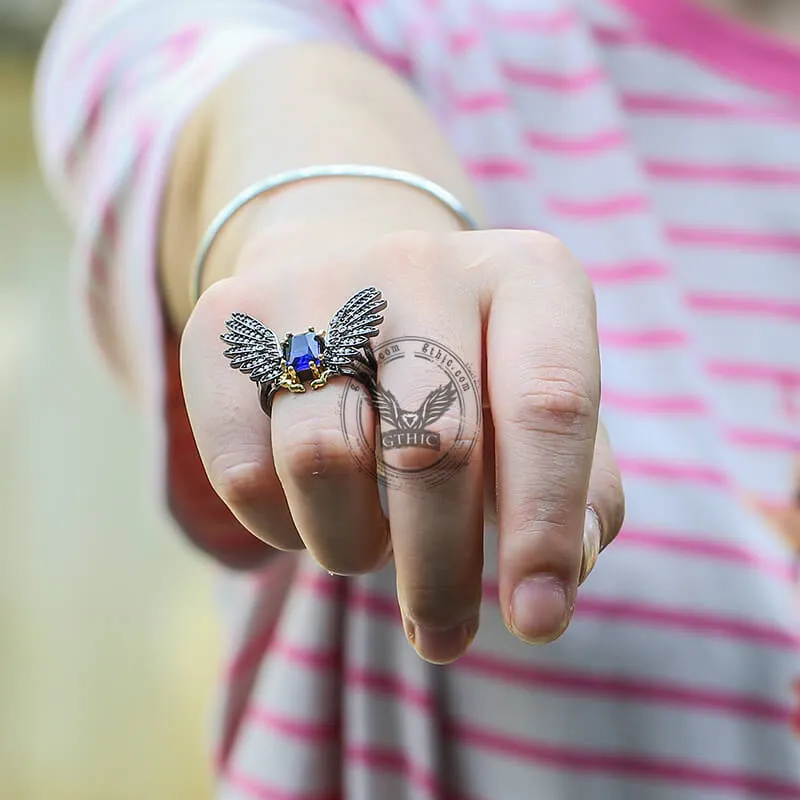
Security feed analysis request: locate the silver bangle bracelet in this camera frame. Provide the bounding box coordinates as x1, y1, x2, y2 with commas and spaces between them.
189, 164, 480, 307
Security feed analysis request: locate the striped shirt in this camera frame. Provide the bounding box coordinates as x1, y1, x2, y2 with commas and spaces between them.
34, 0, 800, 797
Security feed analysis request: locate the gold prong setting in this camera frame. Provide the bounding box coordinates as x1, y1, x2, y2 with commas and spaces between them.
280, 330, 328, 393
309, 361, 332, 390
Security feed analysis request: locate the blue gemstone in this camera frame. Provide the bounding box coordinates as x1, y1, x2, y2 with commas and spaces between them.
285, 332, 323, 381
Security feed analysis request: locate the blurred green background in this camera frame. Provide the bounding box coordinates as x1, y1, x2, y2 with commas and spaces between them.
0, 4, 220, 798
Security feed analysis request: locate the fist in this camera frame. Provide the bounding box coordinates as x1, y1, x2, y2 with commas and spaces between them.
181, 228, 625, 663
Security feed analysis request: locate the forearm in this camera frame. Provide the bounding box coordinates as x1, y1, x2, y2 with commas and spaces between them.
159, 42, 482, 330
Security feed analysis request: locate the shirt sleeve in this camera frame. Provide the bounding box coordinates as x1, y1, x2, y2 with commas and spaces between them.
33, 0, 365, 568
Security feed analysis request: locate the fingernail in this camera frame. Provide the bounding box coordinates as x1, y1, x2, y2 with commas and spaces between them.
579, 506, 603, 585
405, 618, 478, 665
510, 575, 572, 643
402, 614, 416, 644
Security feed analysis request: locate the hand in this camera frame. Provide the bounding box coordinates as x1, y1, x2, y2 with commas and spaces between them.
180, 227, 625, 664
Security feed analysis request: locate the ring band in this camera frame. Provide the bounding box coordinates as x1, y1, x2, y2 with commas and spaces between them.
221, 287, 386, 416
579, 507, 603, 585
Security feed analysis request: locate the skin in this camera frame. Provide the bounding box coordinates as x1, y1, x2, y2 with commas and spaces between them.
161, 0, 800, 664
747, 459, 800, 555
698, 0, 800, 42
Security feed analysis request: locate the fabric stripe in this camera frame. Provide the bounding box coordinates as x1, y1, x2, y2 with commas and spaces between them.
525, 129, 627, 155
36, 2, 800, 798
645, 160, 800, 185
296, 571, 799, 651
445, 720, 800, 797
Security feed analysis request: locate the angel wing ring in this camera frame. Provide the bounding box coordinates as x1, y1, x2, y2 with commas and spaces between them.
220, 287, 387, 416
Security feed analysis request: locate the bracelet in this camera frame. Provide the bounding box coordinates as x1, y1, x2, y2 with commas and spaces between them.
189, 164, 480, 307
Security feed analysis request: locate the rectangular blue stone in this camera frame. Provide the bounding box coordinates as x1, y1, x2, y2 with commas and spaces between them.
285, 332, 323, 381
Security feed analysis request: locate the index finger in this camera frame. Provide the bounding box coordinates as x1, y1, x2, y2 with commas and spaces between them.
485, 232, 600, 643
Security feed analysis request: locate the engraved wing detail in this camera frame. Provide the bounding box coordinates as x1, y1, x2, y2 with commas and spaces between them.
417, 382, 458, 427
220, 312, 283, 384
372, 385, 403, 428
324, 287, 387, 369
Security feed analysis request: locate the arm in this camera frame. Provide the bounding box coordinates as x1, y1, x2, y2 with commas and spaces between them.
157, 40, 484, 566
166, 40, 623, 662
160, 42, 482, 330
36, 0, 455, 566
36, 0, 624, 662
34, 0, 478, 569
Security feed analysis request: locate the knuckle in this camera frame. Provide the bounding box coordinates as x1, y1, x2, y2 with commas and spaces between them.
378, 228, 442, 259
192, 273, 252, 329
184, 276, 238, 345
508, 497, 577, 554
192, 273, 234, 316
274, 421, 357, 484
511, 229, 570, 258
502, 230, 576, 271
209, 454, 306, 550
511, 369, 598, 436
369, 230, 447, 282
212, 457, 278, 511
528, 495, 575, 532
496, 230, 595, 296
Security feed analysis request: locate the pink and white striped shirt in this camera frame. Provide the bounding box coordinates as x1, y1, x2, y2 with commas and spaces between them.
34, 0, 800, 797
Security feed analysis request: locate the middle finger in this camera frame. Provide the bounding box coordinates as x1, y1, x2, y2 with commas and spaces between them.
376, 239, 484, 664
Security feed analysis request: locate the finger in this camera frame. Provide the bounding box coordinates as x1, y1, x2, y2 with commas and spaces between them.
579, 420, 625, 585
181, 276, 303, 550
268, 267, 390, 576
378, 236, 484, 665
487, 232, 600, 644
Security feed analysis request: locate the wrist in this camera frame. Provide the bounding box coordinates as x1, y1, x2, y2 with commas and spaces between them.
161, 46, 482, 331
217, 178, 467, 276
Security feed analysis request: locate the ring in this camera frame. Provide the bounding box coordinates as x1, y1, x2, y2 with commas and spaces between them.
221, 287, 387, 416
578, 507, 602, 585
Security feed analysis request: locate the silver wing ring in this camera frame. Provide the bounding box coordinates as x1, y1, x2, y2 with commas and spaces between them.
220, 287, 387, 417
